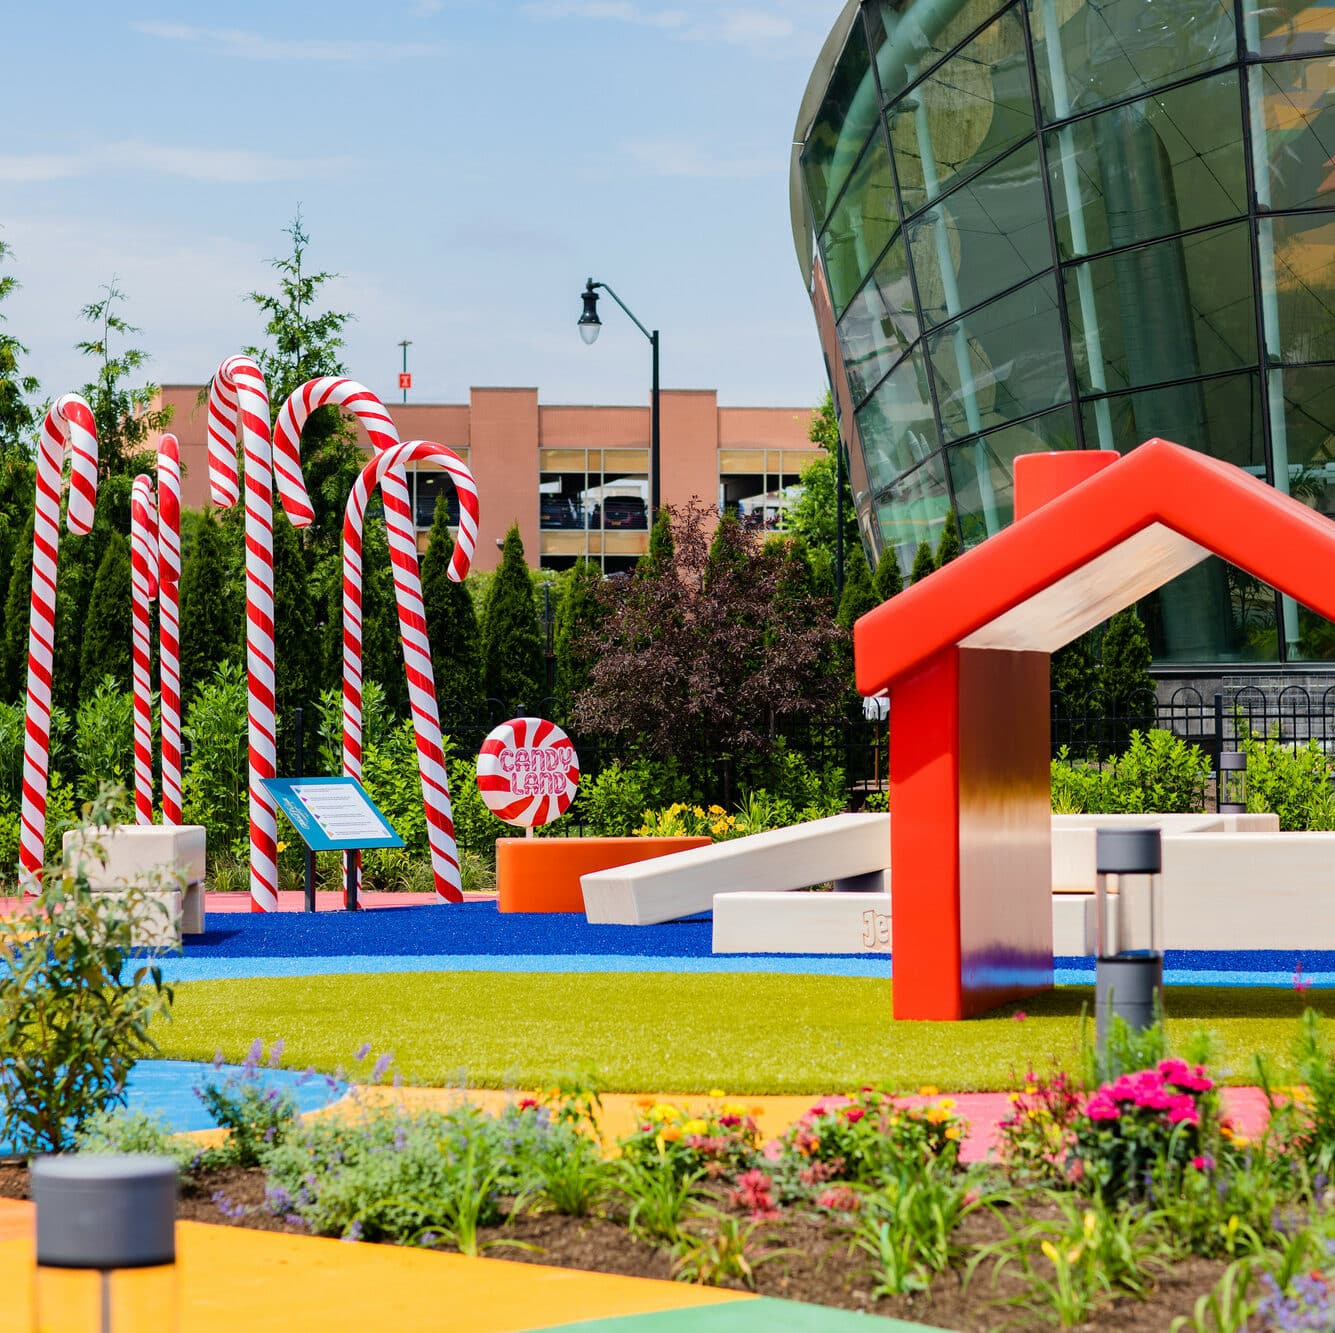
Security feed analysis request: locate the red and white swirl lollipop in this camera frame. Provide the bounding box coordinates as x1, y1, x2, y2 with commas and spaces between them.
476, 718, 580, 828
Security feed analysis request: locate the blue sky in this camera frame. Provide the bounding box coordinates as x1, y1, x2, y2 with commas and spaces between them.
2, 1, 838, 413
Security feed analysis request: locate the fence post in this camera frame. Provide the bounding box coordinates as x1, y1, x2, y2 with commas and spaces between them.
1213, 693, 1225, 812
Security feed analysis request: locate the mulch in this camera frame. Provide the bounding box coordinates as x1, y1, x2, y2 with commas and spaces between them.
0, 1162, 1233, 1329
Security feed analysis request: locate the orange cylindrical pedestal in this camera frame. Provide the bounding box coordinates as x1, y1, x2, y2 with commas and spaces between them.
496, 836, 712, 913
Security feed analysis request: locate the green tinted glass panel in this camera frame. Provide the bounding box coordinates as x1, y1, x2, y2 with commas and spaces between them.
1273, 364, 1335, 513
867, 0, 1012, 104
818, 132, 899, 317
837, 237, 919, 406
1079, 371, 1264, 470
928, 275, 1069, 440
1030, 0, 1235, 120
1263, 214, 1335, 365
1065, 223, 1257, 396
1046, 72, 1247, 260
946, 408, 1078, 539
874, 454, 951, 571
1143, 557, 1274, 662
1252, 58, 1335, 212
890, 8, 1035, 215
1245, 0, 1333, 57
801, 21, 878, 229
854, 351, 939, 496
907, 141, 1053, 328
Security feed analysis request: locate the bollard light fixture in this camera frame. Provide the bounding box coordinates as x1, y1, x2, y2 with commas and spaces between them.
1094, 827, 1164, 1052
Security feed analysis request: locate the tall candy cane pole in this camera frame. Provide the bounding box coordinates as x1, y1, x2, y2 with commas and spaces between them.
206, 356, 314, 912
20, 395, 99, 886
344, 441, 478, 903
156, 436, 183, 824
273, 377, 416, 902
129, 475, 159, 825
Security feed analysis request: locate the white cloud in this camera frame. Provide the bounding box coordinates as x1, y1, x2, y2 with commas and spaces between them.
621, 135, 776, 179
520, 2, 687, 29
0, 141, 356, 186
131, 21, 448, 61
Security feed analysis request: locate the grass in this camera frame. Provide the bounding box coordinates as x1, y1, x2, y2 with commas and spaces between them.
150, 972, 1335, 1094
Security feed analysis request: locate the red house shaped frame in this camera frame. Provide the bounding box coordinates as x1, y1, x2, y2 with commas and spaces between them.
854, 442, 1335, 1020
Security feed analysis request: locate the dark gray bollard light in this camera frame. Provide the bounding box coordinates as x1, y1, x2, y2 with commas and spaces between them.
1094, 828, 1164, 1050
31, 1154, 177, 1332
1218, 751, 1247, 815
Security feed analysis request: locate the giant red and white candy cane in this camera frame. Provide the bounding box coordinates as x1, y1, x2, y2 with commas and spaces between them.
156, 436, 183, 825
19, 395, 98, 885
273, 377, 419, 901
130, 475, 159, 825
344, 441, 478, 902
206, 356, 314, 912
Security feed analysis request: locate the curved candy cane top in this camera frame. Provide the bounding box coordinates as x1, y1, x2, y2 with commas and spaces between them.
346, 440, 478, 582
273, 376, 400, 461
40, 395, 99, 534
206, 355, 313, 526
156, 435, 180, 588
476, 718, 580, 828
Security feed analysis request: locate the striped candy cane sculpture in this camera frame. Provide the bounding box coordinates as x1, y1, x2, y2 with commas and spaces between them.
157, 436, 183, 825
273, 377, 421, 902
129, 475, 159, 825
20, 395, 99, 885
344, 441, 479, 902
206, 356, 314, 911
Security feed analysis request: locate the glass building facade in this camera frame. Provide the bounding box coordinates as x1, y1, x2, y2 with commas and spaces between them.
792, 0, 1335, 663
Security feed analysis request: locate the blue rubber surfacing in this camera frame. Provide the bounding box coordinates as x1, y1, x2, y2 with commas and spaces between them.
132, 901, 1335, 988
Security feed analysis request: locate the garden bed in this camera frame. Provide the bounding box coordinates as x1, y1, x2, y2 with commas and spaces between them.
0, 1161, 1231, 1330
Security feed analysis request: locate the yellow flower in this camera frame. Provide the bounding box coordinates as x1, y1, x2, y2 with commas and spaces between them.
1083, 1211, 1097, 1240
944, 1126, 961, 1140
937, 1098, 956, 1110
277, 840, 288, 853
1040, 1240, 1059, 1265
926, 1108, 949, 1124
918, 1085, 939, 1097
682, 1118, 708, 1135
709, 1089, 726, 1099
1024, 1084, 1038, 1095
1008, 1092, 1021, 1103
648, 1103, 683, 1124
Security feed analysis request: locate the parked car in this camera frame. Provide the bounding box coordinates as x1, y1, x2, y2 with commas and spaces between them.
601, 497, 648, 530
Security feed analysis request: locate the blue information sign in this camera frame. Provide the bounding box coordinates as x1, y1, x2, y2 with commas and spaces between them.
262, 777, 404, 853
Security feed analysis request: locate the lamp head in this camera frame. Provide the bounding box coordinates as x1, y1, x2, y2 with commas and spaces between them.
578, 280, 602, 345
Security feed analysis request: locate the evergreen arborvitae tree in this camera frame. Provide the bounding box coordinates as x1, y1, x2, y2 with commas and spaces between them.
909, 540, 936, 585
481, 524, 546, 714
421, 502, 483, 726
1, 514, 34, 701
872, 549, 904, 602
553, 557, 604, 720
637, 507, 675, 578
705, 510, 751, 588
178, 511, 241, 706
273, 514, 317, 721
1100, 608, 1154, 711
935, 509, 962, 567
357, 512, 410, 719
806, 545, 837, 603
79, 532, 132, 693
836, 546, 878, 631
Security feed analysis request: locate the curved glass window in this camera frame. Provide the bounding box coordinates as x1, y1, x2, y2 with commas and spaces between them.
874, 454, 951, 567
1029, 0, 1235, 120
1245, 0, 1334, 58
868, 0, 1011, 104
1064, 223, 1257, 396
928, 274, 1069, 439
1265, 214, 1335, 366
907, 141, 1053, 327
889, 7, 1035, 214
818, 131, 899, 317
1046, 72, 1247, 261
801, 21, 879, 230
837, 237, 919, 405
1251, 58, 1335, 213
855, 350, 939, 495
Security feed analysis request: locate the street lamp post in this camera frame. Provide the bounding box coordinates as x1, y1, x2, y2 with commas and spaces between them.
577, 279, 660, 515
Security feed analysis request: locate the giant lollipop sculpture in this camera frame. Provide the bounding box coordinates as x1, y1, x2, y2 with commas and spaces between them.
343, 439, 478, 902
19, 395, 99, 885
205, 356, 314, 911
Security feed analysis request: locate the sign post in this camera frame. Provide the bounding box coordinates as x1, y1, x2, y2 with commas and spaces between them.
261, 776, 404, 911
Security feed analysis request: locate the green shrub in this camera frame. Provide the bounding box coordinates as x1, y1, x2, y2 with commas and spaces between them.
76, 1108, 201, 1177
575, 757, 696, 836
1241, 733, 1335, 831
195, 1040, 298, 1168
74, 676, 134, 802
361, 719, 428, 853
1051, 730, 1210, 815
0, 796, 175, 1153
183, 661, 249, 850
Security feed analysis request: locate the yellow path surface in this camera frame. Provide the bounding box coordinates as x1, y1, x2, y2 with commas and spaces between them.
0, 1202, 746, 1331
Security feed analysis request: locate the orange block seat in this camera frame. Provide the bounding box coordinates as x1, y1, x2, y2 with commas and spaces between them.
496, 837, 712, 913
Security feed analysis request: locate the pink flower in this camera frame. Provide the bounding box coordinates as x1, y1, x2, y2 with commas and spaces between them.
1012, 1011, 1027, 1022
1191, 1155, 1215, 1171
719, 1115, 741, 1128
1167, 1104, 1199, 1126
844, 1106, 866, 1124
1086, 1097, 1121, 1121
817, 1186, 861, 1212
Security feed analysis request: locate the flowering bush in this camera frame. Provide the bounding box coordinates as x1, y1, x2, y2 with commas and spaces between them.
195, 1039, 299, 1168
997, 1070, 1084, 1186
1070, 1058, 1218, 1200
773, 1088, 964, 1201
636, 803, 741, 841
619, 1094, 764, 1182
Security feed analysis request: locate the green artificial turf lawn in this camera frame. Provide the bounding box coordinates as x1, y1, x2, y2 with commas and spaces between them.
150, 972, 1335, 1095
